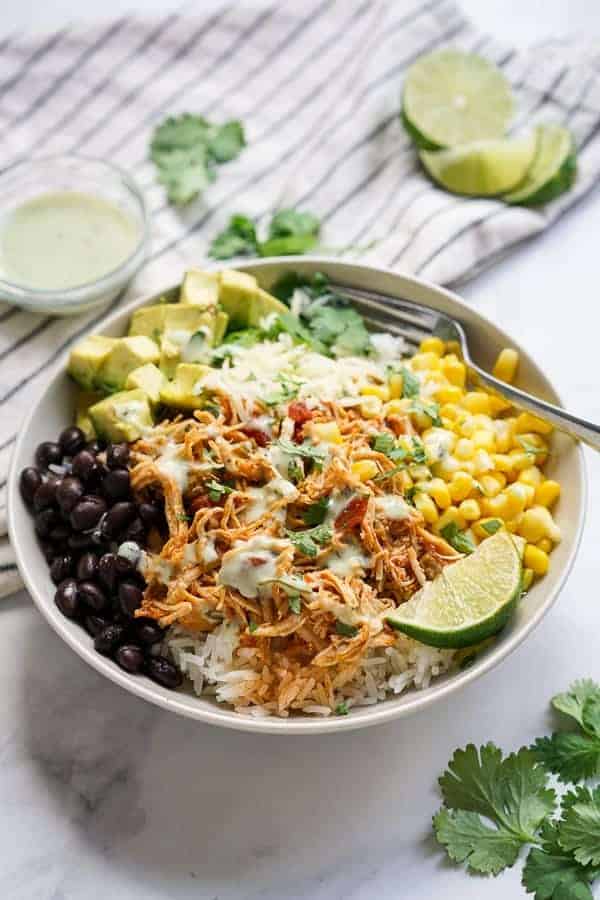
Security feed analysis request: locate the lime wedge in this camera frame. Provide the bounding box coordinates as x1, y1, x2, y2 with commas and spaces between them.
386, 532, 523, 649
419, 132, 537, 196
402, 50, 514, 149
503, 124, 576, 205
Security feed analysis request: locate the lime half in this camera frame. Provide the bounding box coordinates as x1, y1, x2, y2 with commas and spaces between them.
402, 50, 514, 149
386, 532, 523, 648
504, 124, 576, 205
420, 132, 537, 196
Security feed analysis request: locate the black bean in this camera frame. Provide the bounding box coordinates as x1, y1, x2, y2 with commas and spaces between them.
76, 552, 98, 581
115, 644, 145, 674
94, 623, 126, 656
106, 443, 130, 469
49, 522, 71, 543
137, 501, 163, 530
20, 467, 43, 505
68, 532, 95, 552
86, 439, 105, 454
118, 581, 144, 617
59, 426, 86, 457
102, 501, 136, 537
39, 540, 57, 563
34, 508, 58, 538
70, 495, 107, 532
97, 553, 118, 590
86, 460, 109, 489
123, 518, 146, 544
56, 476, 84, 513
84, 615, 109, 638
71, 449, 96, 481
55, 579, 80, 618
78, 580, 108, 612
50, 553, 73, 584
35, 441, 63, 469
145, 656, 182, 689
102, 468, 130, 500
33, 479, 59, 511
134, 617, 163, 647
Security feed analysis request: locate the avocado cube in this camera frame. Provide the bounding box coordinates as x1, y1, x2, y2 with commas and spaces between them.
214, 310, 229, 345
68, 336, 118, 390
248, 287, 288, 328
74, 390, 103, 440
89, 389, 154, 442
159, 363, 211, 410
180, 269, 220, 309
128, 305, 167, 343
218, 269, 260, 329
124, 363, 166, 407
98, 336, 160, 393
159, 307, 222, 377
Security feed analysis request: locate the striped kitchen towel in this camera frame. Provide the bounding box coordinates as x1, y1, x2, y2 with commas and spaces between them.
2, 0, 600, 596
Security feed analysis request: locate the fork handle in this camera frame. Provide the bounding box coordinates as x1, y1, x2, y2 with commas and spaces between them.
471, 364, 600, 452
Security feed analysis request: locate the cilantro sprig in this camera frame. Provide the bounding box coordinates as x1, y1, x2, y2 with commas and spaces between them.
209, 208, 320, 259
150, 114, 245, 205
440, 521, 476, 555
285, 523, 332, 558
532, 680, 600, 782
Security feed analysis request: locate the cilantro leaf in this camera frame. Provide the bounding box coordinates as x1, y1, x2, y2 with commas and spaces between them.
286, 524, 332, 558
533, 733, 600, 784
288, 594, 302, 615
335, 701, 349, 716
335, 621, 359, 638
400, 366, 420, 398
433, 807, 522, 875
302, 497, 330, 526
523, 821, 600, 900
439, 744, 556, 843
209, 214, 258, 260
553, 680, 600, 731
481, 518, 503, 535
206, 479, 233, 503
558, 787, 600, 867
410, 399, 442, 427
371, 432, 396, 456
150, 114, 245, 205
275, 438, 328, 466
287, 458, 304, 484
259, 208, 320, 257
440, 521, 476, 555
248, 620, 258, 633
411, 437, 427, 464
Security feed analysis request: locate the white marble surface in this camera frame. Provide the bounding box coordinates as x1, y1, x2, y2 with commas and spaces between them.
2, 1, 600, 898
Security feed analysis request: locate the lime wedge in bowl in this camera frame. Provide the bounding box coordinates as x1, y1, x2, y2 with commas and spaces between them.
402, 50, 514, 149
419, 132, 537, 196
503, 123, 576, 205
386, 531, 524, 648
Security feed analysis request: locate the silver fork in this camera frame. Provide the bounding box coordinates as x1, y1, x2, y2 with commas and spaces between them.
330, 283, 600, 452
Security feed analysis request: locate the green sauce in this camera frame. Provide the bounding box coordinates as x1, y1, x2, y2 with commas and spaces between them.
0, 191, 141, 291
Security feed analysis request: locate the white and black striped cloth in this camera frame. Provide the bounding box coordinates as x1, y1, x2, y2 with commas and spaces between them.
2, 0, 600, 596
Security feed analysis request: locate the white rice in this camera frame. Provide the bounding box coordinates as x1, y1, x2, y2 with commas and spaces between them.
165, 623, 456, 718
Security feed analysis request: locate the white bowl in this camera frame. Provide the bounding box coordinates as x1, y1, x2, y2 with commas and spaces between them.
7, 259, 586, 734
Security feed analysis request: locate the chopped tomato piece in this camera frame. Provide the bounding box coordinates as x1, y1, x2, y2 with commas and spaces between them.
188, 492, 212, 512
240, 426, 270, 447
334, 494, 369, 530
288, 401, 313, 424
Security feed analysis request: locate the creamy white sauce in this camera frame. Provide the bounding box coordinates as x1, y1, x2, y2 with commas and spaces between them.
241, 475, 299, 524
323, 543, 372, 577
154, 558, 174, 585
183, 542, 198, 565
201, 538, 218, 565
156, 442, 190, 492
374, 495, 411, 521
218, 536, 290, 598
112, 400, 147, 425
423, 428, 454, 463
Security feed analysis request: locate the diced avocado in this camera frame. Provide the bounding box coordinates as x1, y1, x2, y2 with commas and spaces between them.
248, 287, 288, 328
180, 269, 220, 309
218, 269, 259, 329
159, 363, 211, 410
128, 305, 167, 343
75, 390, 103, 440
124, 363, 166, 407
98, 336, 160, 393
89, 389, 154, 442
67, 336, 118, 390
159, 307, 221, 377
214, 310, 229, 345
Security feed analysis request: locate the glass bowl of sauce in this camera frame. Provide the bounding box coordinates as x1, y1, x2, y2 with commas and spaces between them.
0, 155, 148, 315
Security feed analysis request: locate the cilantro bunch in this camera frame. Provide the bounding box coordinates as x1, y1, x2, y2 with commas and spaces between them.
434, 680, 600, 899
209, 209, 321, 259
150, 114, 245, 205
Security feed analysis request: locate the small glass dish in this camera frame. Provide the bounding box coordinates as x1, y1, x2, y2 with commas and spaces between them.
0, 155, 149, 315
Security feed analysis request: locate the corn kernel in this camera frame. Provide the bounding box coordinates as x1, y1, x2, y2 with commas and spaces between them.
459, 499, 481, 521
409, 464, 431, 482
449, 471, 474, 502
488, 395, 512, 415
436, 385, 463, 405
459, 416, 476, 437
463, 391, 492, 415
508, 450, 533, 471
480, 473, 505, 497
435, 507, 466, 534
388, 372, 403, 399
505, 517, 522, 533
351, 459, 379, 482
518, 505, 561, 543
361, 383, 390, 402
521, 483, 536, 507
515, 412, 553, 435
310, 422, 342, 444
420, 336, 445, 356
519, 466, 543, 487
383, 399, 407, 416
524, 544, 549, 576
411, 351, 441, 371
493, 419, 514, 453
472, 429, 495, 452
535, 480, 561, 508
441, 355, 466, 387
522, 568, 534, 591
455, 438, 475, 460
493, 348, 519, 384
490, 453, 513, 475
537, 538, 553, 554
414, 492, 439, 524
505, 482, 530, 514
360, 396, 383, 419
424, 478, 451, 509
472, 449, 494, 474
432, 455, 461, 481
